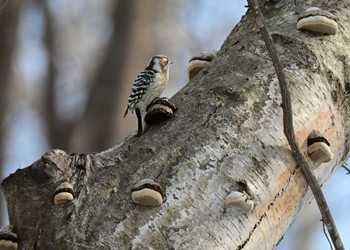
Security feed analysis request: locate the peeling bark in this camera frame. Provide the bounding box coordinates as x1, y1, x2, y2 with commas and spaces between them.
1, 0, 350, 249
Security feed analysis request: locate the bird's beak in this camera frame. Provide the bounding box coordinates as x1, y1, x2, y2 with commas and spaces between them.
170, 61, 174, 65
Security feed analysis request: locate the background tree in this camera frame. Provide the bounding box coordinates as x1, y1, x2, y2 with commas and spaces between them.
0, 0, 22, 227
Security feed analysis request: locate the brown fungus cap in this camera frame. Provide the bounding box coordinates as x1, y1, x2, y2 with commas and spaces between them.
131, 179, 164, 206
53, 182, 75, 204
307, 129, 330, 146
298, 7, 338, 21
307, 130, 333, 163
0, 228, 18, 250
187, 50, 217, 80
145, 98, 176, 125
189, 50, 217, 63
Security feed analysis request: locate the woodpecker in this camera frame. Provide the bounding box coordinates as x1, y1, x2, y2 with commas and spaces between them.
124, 55, 173, 135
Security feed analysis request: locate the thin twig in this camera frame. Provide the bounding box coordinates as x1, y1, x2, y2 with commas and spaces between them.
341, 164, 350, 174
322, 219, 334, 250
246, 0, 345, 249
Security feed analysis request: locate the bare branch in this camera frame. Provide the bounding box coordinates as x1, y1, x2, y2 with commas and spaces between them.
247, 0, 345, 249
341, 163, 350, 174
322, 220, 334, 250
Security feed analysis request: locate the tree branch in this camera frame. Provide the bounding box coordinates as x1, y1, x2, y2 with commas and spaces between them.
247, 0, 344, 249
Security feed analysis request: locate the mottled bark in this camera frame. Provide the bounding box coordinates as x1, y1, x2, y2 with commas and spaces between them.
2, 0, 350, 249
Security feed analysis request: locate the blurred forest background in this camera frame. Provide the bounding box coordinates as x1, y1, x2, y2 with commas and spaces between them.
0, 0, 348, 249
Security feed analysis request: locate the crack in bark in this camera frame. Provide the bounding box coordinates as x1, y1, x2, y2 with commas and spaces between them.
33, 228, 41, 250
237, 213, 268, 250
237, 166, 297, 250
201, 102, 222, 128
271, 167, 297, 205
159, 227, 174, 250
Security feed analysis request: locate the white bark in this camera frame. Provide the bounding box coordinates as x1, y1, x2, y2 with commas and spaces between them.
2, 0, 350, 249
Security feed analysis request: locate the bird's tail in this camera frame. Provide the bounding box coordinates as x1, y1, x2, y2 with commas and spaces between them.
123, 107, 129, 118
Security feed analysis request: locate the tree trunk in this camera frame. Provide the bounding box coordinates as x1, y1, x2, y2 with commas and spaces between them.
2, 0, 350, 249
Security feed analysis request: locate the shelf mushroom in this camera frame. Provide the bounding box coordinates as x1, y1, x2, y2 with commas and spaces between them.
187, 50, 217, 80
145, 98, 177, 126
307, 129, 334, 163
131, 179, 164, 206
297, 7, 338, 35
53, 182, 75, 204
0, 226, 18, 250
225, 191, 254, 213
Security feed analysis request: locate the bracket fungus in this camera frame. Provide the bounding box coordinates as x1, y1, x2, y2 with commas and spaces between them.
225, 191, 254, 213
297, 7, 338, 35
187, 50, 217, 80
0, 227, 18, 250
131, 178, 164, 206
145, 97, 176, 125
53, 182, 75, 204
307, 129, 334, 163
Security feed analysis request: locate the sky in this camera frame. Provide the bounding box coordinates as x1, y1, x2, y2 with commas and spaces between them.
2, 1, 349, 249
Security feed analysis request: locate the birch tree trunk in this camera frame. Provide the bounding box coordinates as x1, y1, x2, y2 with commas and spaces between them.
2, 0, 350, 249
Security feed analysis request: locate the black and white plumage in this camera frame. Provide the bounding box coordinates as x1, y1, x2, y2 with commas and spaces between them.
124, 55, 172, 135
